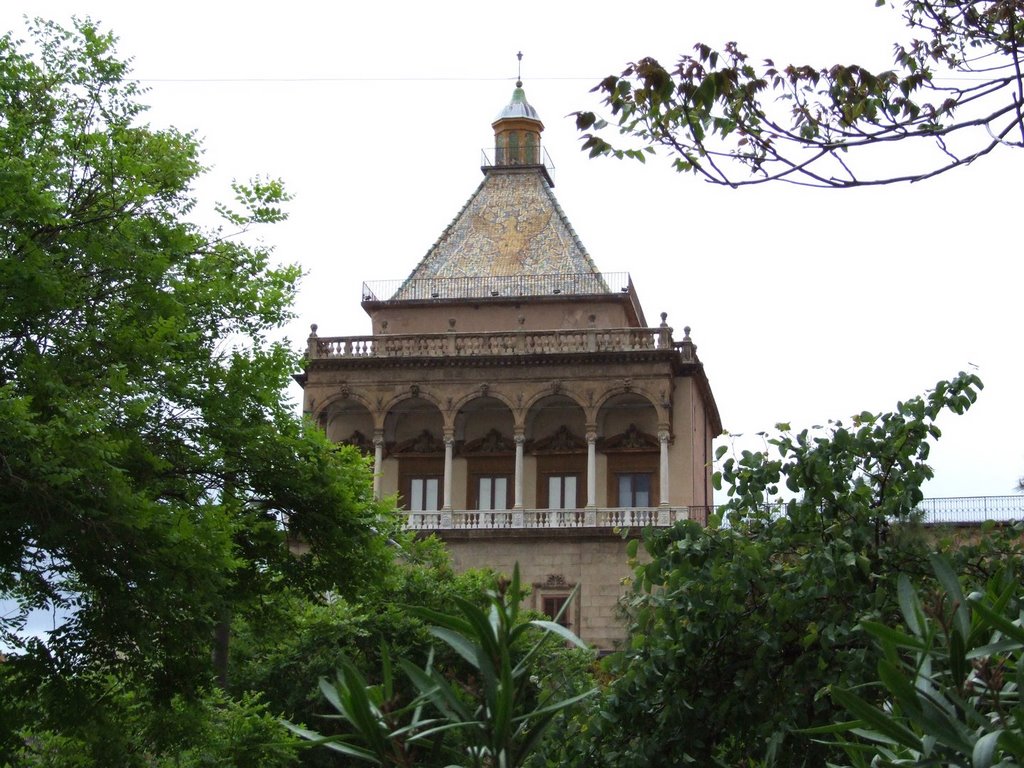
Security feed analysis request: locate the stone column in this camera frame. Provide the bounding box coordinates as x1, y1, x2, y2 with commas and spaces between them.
586, 428, 598, 509
373, 431, 384, 500
512, 429, 526, 527
659, 428, 670, 509
513, 429, 525, 510
442, 429, 454, 512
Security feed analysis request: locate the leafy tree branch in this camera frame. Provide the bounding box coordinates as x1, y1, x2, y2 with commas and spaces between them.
576, 0, 1024, 187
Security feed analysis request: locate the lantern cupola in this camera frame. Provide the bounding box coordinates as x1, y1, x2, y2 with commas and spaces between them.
492, 55, 544, 167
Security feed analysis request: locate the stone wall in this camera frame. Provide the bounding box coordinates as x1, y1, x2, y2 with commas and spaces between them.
441, 530, 635, 650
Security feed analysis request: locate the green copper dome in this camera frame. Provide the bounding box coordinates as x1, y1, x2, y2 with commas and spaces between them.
494, 81, 542, 123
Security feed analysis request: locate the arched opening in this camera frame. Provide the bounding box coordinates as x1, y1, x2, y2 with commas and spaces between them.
526, 395, 587, 511
322, 400, 374, 455
456, 396, 516, 513
385, 397, 445, 512
598, 393, 661, 508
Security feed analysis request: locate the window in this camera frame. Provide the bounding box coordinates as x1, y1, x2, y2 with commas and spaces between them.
547, 474, 578, 509
535, 576, 577, 632
618, 473, 652, 507
477, 476, 509, 511
409, 477, 440, 511
508, 131, 520, 164
524, 133, 537, 164
542, 595, 571, 629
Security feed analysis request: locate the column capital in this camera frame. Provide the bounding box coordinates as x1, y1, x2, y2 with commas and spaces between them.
658, 428, 671, 443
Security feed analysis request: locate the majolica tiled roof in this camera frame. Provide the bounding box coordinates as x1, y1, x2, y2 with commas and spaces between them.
395, 168, 605, 299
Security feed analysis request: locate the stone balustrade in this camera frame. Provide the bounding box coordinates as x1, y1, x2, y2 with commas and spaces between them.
406, 506, 692, 530
309, 327, 686, 360
403, 497, 1024, 532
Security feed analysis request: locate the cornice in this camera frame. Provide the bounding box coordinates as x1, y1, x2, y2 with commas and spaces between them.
304, 348, 686, 373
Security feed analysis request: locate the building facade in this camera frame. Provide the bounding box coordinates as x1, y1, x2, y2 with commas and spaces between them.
295, 82, 721, 649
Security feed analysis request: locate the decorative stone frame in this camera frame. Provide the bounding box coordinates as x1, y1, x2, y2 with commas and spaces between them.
532, 574, 580, 632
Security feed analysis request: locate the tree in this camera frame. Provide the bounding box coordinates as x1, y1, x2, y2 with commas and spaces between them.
573, 372, 1024, 767
816, 554, 1024, 766
227, 536, 499, 766
286, 565, 596, 768
5, 686, 301, 768
0, 15, 393, 747
576, 0, 1024, 187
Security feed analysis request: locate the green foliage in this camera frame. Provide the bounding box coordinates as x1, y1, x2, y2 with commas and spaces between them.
576, 0, 1024, 187
817, 554, 1024, 766
3, 684, 299, 768
0, 15, 392, 757
577, 372, 1023, 767
287, 566, 597, 768
160, 689, 301, 768
229, 536, 495, 728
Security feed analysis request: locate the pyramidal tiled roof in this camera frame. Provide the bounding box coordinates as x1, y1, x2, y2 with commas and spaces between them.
394, 168, 606, 300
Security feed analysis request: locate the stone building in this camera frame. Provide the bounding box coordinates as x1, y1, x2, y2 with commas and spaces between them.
295, 82, 721, 649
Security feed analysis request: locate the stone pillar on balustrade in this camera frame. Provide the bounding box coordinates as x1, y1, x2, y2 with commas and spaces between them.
513, 429, 525, 528
585, 426, 598, 527
441, 428, 454, 528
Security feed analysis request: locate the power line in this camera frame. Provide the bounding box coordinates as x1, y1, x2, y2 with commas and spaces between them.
136, 75, 599, 84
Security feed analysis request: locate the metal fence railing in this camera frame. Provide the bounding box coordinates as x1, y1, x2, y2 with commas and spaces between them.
914, 496, 1024, 524
480, 145, 555, 180
361, 272, 629, 303
694, 496, 1024, 527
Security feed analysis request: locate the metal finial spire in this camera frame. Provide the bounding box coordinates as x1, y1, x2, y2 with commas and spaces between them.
516, 51, 523, 87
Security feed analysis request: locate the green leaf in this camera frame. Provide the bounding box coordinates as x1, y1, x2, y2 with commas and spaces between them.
973, 730, 1003, 768
831, 687, 922, 750
929, 554, 969, 641
281, 721, 382, 764
898, 574, 925, 638
970, 599, 1024, 645
877, 659, 922, 716
528, 619, 590, 649
429, 626, 484, 670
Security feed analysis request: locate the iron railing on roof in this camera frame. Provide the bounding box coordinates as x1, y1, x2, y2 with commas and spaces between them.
915, 495, 1024, 524
687, 496, 1024, 527
480, 145, 555, 181
362, 272, 630, 303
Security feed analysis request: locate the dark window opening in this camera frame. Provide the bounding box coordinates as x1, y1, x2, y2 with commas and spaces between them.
618, 473, 652, 507
542, 595, 571, 629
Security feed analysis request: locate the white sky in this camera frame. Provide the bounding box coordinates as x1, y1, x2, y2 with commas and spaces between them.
5, 1, 1022, 501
